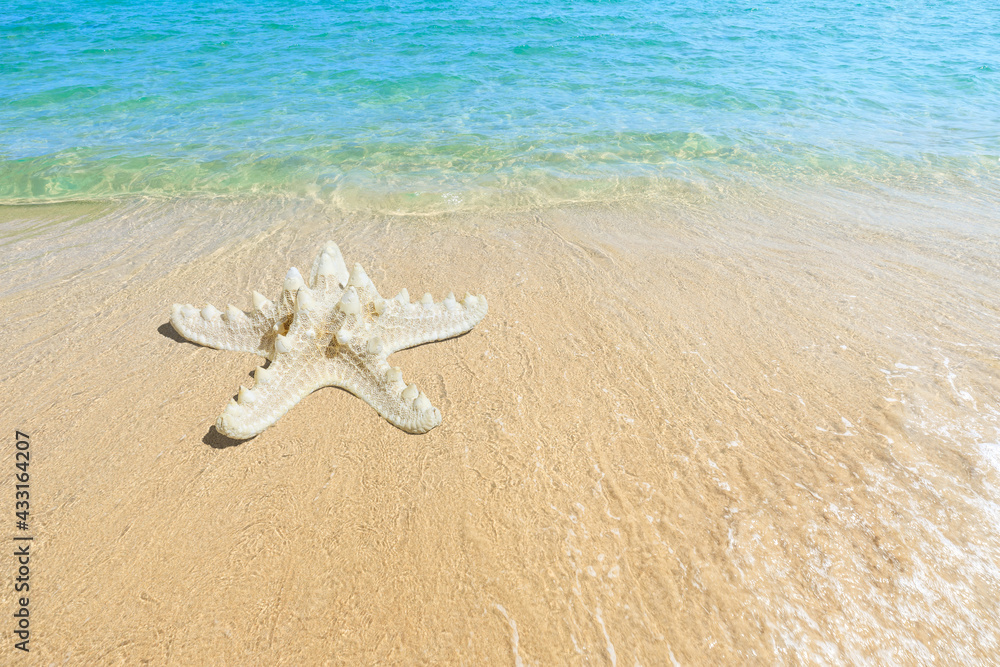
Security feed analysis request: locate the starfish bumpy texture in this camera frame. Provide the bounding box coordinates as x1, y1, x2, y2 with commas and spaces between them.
170, 241, 488, 438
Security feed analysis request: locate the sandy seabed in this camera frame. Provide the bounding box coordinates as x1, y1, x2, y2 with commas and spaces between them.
2, 183, 1000, 665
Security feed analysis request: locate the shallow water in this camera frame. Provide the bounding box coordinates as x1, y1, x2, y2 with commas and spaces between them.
2, 182, 999, 663
2, 0, 998, 209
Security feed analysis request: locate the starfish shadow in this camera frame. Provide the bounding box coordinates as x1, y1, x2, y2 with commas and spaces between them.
158, 322, 194, 345
203, 425, 253, 449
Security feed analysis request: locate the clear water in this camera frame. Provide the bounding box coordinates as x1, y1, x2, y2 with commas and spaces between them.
2, 0, 998, 210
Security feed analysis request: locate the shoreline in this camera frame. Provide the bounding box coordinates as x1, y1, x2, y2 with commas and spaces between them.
2, 184, 1000, 662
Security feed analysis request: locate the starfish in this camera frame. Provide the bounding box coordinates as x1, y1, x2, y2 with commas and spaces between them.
170, 241, 488, 438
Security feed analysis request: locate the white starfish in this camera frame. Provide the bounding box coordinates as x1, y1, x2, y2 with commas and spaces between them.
170, 241, 488, 438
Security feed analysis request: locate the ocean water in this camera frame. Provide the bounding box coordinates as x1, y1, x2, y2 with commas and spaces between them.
2, 0, 998, 211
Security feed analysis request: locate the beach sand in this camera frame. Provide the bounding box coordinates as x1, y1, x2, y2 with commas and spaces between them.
2, 184, 1000, 663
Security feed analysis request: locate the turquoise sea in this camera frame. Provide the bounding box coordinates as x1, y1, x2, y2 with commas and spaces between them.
2, 0, 998, 212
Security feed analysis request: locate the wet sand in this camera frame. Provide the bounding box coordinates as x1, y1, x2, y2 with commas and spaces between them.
2, 184, 1000, 664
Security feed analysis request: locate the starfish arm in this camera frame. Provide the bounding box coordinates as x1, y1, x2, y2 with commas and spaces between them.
215, 350, 328, 439
376, 293, 488, 354
170, 301, 287, 358
330, 352, 444, 434
214, 295, 338, 438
